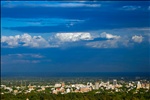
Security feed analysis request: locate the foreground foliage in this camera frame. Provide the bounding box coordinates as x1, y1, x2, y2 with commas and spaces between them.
1, 89, 150, 100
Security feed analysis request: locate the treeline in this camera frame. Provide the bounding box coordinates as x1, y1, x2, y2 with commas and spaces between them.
1, 90, 150, 100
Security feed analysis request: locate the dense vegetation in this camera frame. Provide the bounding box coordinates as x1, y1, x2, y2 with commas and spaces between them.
1, 89, 150, 100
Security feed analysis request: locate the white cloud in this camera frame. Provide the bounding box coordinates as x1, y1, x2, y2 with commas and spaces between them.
86, 40, 117, 48
54, 32, 123, 48
12, 60, 40, 64
54, 3, 101, 8
2, 18, 85, 27
1, 32, 146, 49
1, 33, 56, 48
132, 35, 143, 43
30, 54, 44, 58
55, 32, 93, 42
86, 38, 130, 48
1, 35, 20, 47
86, 32, 145, 48
100, 32, 120, 39
86, 33, 131, 48
2, 33, 93, 48
1, 53, 51, 64
121, 6, 141, 11
124, 27, 150, 31
2, 2, 101, 8
8, 54, 44, 58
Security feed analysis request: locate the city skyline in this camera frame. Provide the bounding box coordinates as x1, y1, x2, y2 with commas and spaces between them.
1, 1, 150, 73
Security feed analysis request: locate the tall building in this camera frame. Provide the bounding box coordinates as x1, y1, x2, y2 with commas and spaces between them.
107, 81, 110, 86
113, 79, 117, 86
25, 81, 26, 87
95, 82, 99, 90
61, 82, 65, 87
137, 81, 141, 89
20, 80, 22, 87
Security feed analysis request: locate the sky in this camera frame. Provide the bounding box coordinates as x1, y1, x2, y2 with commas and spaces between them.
1, 1, 150, 73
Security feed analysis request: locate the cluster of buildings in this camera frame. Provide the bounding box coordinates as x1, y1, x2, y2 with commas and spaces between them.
1, 79, 150, 95
51, 80, 120, 94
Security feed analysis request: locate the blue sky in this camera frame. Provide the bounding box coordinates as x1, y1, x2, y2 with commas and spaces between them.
1, 1, 150, 73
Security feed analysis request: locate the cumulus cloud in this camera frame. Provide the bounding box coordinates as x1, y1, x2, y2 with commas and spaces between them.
86, 32, 145, 48
54, 32, 123, 48
1, 33, 56, 48
86, 33, 131, 48
55, 32, 93, 42
86, 38, 130, 48
132, 35, 143, 43
121, 6, 141, 11
100, 32, 120, 39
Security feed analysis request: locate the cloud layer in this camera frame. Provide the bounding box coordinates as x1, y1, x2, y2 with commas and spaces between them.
1, 1, 101, 8
1, 32, 146, 48
121, 6, 141, 11
1, 53, 50, 64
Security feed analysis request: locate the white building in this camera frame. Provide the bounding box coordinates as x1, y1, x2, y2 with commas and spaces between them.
113, 79, 117, 86
137, 81, 141, 89
95, 82, 99, 90
54, 83, 61, 88
66, 88, 71, 93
